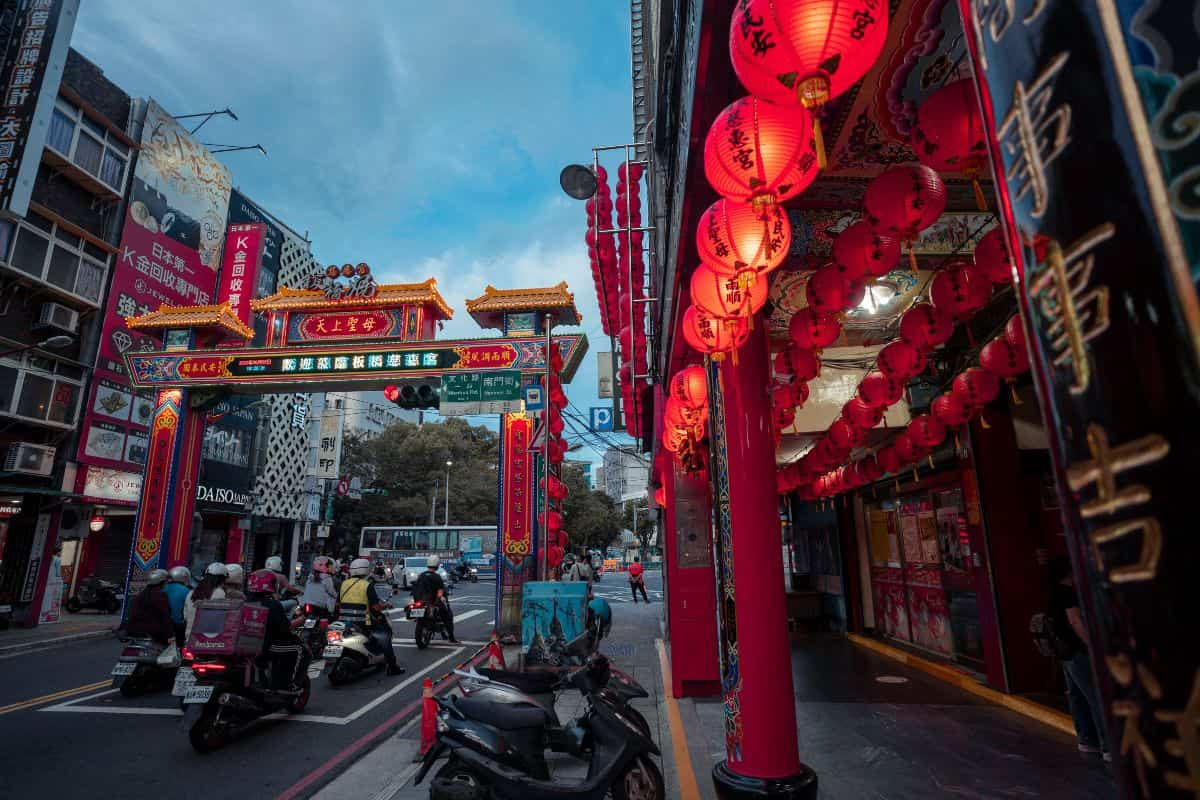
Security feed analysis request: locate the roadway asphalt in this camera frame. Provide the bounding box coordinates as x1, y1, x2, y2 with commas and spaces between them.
0, 579, 501, 800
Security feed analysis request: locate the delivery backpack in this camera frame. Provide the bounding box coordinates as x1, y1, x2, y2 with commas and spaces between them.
1029, 612, 1074, 660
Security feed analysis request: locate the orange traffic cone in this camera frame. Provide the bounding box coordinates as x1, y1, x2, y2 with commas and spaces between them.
487, 630, 505, 670
417, 677, 437, 757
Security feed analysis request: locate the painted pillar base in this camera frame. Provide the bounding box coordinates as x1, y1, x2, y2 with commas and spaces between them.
713, 762, 818, 800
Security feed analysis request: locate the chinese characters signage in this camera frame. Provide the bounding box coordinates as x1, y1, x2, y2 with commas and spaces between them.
131, 390, 182, 570
0, 0, 76, 218
316, 409, 342, 480
440, 371, 523, 416
303, 263, 379, 300
498, 414, 535, 633
288, 309, 405, 344
216, 223, 265, 335
80, 466, 142, 505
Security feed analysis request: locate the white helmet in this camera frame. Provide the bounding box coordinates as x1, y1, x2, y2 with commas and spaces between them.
205, 562, 227, 578
349, 558, 371, 577
147, 569, 168, 586
265, 555, 284, 573
169, 566, 191, 584
225, 564, 244, 585
427, 555, 440, 569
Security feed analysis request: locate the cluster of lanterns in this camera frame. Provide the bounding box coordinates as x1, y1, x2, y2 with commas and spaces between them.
585, 166, 618, 335
661, 365, 709, 471
539, 347, 571, 568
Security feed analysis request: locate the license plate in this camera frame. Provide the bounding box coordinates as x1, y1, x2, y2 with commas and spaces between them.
172, 668, 195, 696
322, 646, 342, 658
408, 607, 426, 618
0, 605, 11, 612
303, 618, 317, 629
111, 662, 137, 676
183, 685, 214, 704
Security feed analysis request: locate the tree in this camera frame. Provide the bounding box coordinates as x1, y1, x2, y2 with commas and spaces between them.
623, 498, 655, 551
560, 463, 623, 552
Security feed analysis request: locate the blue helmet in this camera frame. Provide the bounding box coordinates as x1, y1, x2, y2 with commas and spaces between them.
587, 597, 612, 645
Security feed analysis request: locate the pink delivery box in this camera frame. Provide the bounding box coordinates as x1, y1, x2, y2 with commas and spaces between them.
186, 599, 268, 656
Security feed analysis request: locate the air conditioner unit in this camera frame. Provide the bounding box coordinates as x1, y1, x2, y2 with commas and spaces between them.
3, 442, 57, 477
35, 302, 80, 335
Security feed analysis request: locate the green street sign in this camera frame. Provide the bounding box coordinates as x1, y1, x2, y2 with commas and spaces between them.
442, 373, 483, 403
440, 370, 522, 415
480, 371, 522, 402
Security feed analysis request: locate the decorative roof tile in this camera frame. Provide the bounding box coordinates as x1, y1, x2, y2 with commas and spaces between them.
250, 278, 454, 318
125, 302, 255, 340
465, 282, 581, 327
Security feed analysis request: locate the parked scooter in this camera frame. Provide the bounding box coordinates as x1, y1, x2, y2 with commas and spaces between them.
66, 576, 123, 614
111, 635, 178, 697
180, 644, 311, 752
323, 621, 391, 685
405, 596, 452, 649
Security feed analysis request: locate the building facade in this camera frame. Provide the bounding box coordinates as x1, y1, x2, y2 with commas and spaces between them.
601, 446, 648, 503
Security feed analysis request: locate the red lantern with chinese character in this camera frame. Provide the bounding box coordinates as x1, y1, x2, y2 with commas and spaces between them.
828, 418, 866, 450
908, 414, 947, 448
774, 404, 797, 431
696, 199, 791, 277
664, 398, 703, 431
773, 350, 796, 382
541, 475, 569, 502
806, 265, 865, 315
703, 95, 820, 207
857, 455, 884, 483
980, 335, 1030, 379
952, 366, 1001, 407
912, 78, 989, 209
772, 381, 799, 411
662, 426, 688, 453
690, 264, 767, 319
1003, 315, 1028, 354
843, 397, 883, 430
930, 260, 992, 321
892, 431, 928, 464
832, 221, 901, 280
729, 0, 888, 169
784, 346, 822, 383
973, 226, 1014, 285
899, 302, 955, 351
877, 340, 928, 381
788, 307, 841, 351
931, 392, 973, 428
864, 165, 948, 270
682, 306, 749, 356
859, 371, 903, 408
876, 447, 902, 474
670, 366, 708, 409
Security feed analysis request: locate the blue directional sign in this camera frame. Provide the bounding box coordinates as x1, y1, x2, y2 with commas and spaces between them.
590, 406, 613, 432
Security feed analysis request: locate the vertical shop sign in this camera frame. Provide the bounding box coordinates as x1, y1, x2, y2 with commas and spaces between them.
315, 409, 342, 480
963, 0, 1200, 795
496, 413, 534, 635
216, 223, 265, 335
0, 0, 77, 218
130, 390, 182, 570
19, 512, 50, 602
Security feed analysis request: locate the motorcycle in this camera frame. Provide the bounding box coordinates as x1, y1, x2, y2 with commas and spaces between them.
416, 667, 664, 799
66, 576, 123, 614
406, 597, 452, 649
323, 621, 392, 685
111, 635, 178, 697
293, 604, 332, 660
180, 643, 311, 753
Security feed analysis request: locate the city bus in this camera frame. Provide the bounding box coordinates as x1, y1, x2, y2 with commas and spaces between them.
358, 525, 497, 583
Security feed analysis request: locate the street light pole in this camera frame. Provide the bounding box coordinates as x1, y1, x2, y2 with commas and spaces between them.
444, 461, 452, 526
430, 478, 439, 525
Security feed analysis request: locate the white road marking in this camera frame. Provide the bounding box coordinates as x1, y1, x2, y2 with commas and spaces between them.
386, 609, 486, 625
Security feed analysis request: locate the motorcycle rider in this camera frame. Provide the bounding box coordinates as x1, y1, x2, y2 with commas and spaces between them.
224, 564, 246, 601
251, 555, 302, 611
184, 563, 227, 640
339, 558, 405, 676
300, 555, 338, 617
164, 566, 191, 647
246, 571, 305, 690
125, 569, 173, 645
411, 555, 457, 644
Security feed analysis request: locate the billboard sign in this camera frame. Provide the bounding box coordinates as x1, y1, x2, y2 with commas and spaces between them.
215, 223, 265, 336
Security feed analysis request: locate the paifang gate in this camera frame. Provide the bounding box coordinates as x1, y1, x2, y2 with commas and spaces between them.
121, 243, 585, 636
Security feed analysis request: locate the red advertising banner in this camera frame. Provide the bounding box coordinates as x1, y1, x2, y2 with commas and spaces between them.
131, 390, 182, 570
500, 414, 534, 566
216, 223, 265, 334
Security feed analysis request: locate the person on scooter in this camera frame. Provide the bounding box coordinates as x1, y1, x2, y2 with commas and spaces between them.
224, 564, 245, 601
252, 555, 302, 610
125, 569, 173, 645
164, 566, 191, 647
411, 555, 457, 644
246, 571, 305, 690
184, 563, 227, 639
339, 558, 404, 676
301, 555, 337, 617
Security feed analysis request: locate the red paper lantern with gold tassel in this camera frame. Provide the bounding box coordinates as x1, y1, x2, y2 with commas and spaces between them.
691, 264, 767, 319
682, 305, 749, 358
859, 371, 904, 409
806, 265, 865, 315
877, 340, 928, 382
696, 199, 791, 277
788, 307, 841, 351
669, 366, 708, 410
912, 78, 990, 210
703, 95, 820, 208
832, 220, 901, 281
952, 367, 1001, 407
908, 414, 947, 448
843, 397, 884, 430
899, 302, 955, 352
973, 226, 1015, 285
930, 259, 992, 322
784, 346, 822, 384
864, 165, 947, 271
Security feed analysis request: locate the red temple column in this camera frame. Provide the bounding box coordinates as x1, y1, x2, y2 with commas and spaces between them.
709, 325, 817, 799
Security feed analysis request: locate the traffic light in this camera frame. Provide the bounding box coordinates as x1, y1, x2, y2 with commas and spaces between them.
384, 383, 440, 410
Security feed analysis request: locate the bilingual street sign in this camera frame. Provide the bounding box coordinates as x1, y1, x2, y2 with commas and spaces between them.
590, 406, 613, 432
440, 370, 523, 416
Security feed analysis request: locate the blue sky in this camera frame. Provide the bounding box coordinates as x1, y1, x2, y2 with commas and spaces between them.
73, 1, 634, 466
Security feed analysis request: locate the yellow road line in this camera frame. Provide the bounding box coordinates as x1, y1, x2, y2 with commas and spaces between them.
656, 638, 702, 800
846, 633, 1075, 736
0, 679, 111, 716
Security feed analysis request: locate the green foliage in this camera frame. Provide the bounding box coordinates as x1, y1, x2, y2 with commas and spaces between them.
623, 498, 655, 550
560, 463, 623, 551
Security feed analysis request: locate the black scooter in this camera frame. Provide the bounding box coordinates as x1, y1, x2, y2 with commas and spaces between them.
416, 687, 664, 800
66, 576, 122, 614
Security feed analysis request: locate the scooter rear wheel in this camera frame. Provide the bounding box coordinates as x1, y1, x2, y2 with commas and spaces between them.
329, 657, 356, 686
287, 674, 311, 713
188, 706, 228, 754
433, 757, 488, 793
612, 756, 665, 800
415, 621, 433, 649
118, 666, 147, 698
65, 597, 81, 613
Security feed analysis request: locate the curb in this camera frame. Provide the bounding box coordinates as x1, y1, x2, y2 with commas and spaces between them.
846, 633, 1075, 736
0, 628, 115, 655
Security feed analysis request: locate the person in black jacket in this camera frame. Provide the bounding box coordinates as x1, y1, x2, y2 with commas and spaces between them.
411, 556, 456, 643
247, 571, 304, 690
1048, 556, 1108, 759
125, 569, 173, 645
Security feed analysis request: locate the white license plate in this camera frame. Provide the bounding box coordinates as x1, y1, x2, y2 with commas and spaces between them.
171, 668, 195, 696
322, 646, 342, 659
303, 618, 317, 629
111, 662, 137, 676
0, 605, 11, 612
183, 685, 214, 704
408, 607, 426, 618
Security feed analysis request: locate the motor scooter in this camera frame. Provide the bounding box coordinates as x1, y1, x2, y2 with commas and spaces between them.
66, 576, 123, 614
293, 604, 332, 660
323, 621, 391, 685
406, 596, 453, 649
111, 635, 178, 697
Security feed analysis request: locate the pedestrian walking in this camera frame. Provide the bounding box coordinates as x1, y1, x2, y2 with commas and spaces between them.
628, 557, 649, 603
566, 552, 596, 598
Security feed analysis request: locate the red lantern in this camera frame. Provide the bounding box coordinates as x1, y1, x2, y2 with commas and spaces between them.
864, 165, 948, 269
912, 78, 989, 209
974, 226, 1014, 285
899, 302, 955, 351
654, 485, 667, 506
828, 419, 866, 450
859, 371, 904, 408
832, 221, 901, 280
892, 432, 928, 464
691, 264, 767, 319
669, 366, 708, 409
791, 379, 811, 409
772, 381, 798, 411
773, 350, 796, 382
931, 393, 973, 428
930, 260, 991, 321
785, 346, 822, 383
877, 447, 902, 475
664, 399, 703, 431
703, 95, 820, 207
953, 367, 1001, 407
980, 336, 1030, 378
774, 404, 796, 431
541, 475, 569, 502
788, 307, 841, 351
857, 455, 884, 483
877, 340, 928, 381
696, 199, 791, 277
662, 427, 688, 453
682, 306, 749, 356
843, 397, 883, 430
908, 414, 947, 448
548, 407, 565, 436
1004, 315, 1028, 354
729, 0, 888, 168
806, 265, 865, 315
538, 509, 563, 533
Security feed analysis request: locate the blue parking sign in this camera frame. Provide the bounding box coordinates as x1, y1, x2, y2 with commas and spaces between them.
590, 407, 613, 432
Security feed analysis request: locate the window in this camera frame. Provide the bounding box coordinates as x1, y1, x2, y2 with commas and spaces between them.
15, 373, 52, 419
3, 212, 109, 304
0, 365, 16, 413
0, 353, 84, 428
45, 99, 130, 194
